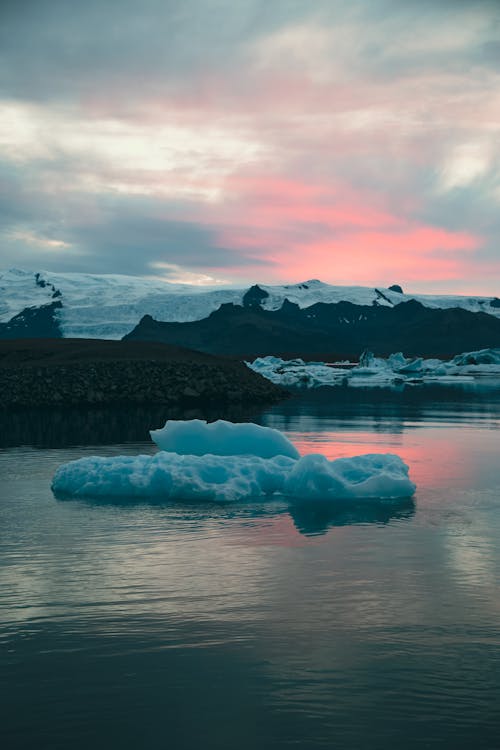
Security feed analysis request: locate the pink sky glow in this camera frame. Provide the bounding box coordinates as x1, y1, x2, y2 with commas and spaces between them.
0, 1, 499, 294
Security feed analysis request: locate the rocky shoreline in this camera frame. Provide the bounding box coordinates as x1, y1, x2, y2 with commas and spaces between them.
0, 339, 288, 409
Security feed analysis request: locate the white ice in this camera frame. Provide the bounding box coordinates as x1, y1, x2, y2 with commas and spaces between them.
247, 348, 500, 389
51, 420, 415, 503
150, 418, 300, 459
248, 356, 347, 388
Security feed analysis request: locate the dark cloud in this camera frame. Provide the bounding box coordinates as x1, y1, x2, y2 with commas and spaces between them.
0, 0, 308, 100
0, 160, 267, 275
1, 0, 498, 101
67, 203, 263, 274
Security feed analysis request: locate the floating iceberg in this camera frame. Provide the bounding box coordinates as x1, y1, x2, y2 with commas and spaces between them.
248, 356, 346, 388
449, 348, 500, 368
247, 348, 500, 389
52, 419, 415, 503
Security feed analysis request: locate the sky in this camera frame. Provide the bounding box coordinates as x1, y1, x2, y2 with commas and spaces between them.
0, 0, 499, 294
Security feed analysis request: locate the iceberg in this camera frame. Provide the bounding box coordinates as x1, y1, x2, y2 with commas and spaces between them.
52, 419, 416, 503
449, 348, 500, 367
247, 356, 347, 388
150, 418, 300, 459
247, 348, 500, 389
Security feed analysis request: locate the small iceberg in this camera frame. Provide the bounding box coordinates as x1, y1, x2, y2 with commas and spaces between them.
246, 347, 500, 389
52, 419, 416, 503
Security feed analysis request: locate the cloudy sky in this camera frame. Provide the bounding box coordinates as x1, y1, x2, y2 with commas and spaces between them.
0, 0, 499, 293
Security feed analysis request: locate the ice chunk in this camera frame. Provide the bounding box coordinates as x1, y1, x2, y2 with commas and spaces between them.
52, 449, 415, 503
247, 356, 346, 388
247, 347, 500, 389
450, 348, 500, 366
150, 419, 300, 459
52, 452, 296, 503
284, 453, 415, 500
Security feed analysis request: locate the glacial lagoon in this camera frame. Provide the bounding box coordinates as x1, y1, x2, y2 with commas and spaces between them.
1, 382, 500, 749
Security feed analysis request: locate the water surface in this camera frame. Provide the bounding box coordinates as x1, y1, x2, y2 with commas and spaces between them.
1, 384, 500, 749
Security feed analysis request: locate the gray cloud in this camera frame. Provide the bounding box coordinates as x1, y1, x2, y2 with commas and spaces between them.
0, 0, 499, 290
1, 0, 498, 101
0, 161, 266, 276
0, 0, 308, 100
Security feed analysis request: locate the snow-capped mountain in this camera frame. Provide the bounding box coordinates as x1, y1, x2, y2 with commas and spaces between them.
1, 268, 499, 340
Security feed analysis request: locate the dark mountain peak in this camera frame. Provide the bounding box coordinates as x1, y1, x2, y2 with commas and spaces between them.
124, 293, 500, 358
395, 299, 425, 313
0, 300, 63, 339
242, 284, 269, 308
389, 284, 403, 294
209, 302, 252, 319
280, 298, 301, 315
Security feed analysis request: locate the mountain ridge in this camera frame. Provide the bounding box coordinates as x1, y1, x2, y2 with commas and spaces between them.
1, 268, 500, 357
123, 298, 500, 359
1, 268, 499, 341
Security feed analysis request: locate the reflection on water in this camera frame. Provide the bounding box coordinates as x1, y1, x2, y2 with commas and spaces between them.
2, 380, 500, 449
0, 402, 260, 449
289, 498, 415, 535
1, 384, 500, 749
55, 491, 416, 536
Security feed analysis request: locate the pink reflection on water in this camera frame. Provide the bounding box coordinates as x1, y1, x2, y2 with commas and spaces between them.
227, 424, 499, 547
288, 426, 489, 490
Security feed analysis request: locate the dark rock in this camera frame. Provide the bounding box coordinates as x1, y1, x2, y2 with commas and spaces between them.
280, 299, 301, 315
389, 284, 404, 294
124, 297, 500, 359
0, 301, 63, 339
35, 273, 47, 288
0, 338, 288, 409
242, 284, 269, 308
182, 386, 200, 398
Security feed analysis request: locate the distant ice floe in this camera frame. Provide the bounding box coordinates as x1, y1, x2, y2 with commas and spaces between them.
247, 348, 500, 389
52, 419, 415, 503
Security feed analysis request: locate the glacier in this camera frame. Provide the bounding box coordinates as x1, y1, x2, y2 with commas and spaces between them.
51, 419, 415, 503
2, 268, 500, 340
247, 348, 500, 389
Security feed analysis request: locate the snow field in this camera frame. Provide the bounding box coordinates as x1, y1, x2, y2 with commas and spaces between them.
2, 269, 499, 338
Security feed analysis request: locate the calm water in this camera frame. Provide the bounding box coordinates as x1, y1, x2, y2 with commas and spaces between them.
1, 384, 500, 750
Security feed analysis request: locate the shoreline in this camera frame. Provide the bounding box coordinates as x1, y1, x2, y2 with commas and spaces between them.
0, 338, 288, 409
